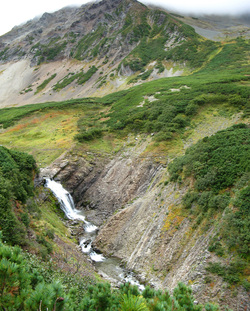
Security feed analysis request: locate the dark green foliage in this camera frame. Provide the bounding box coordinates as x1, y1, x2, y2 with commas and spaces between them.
53, 66, 97, 90
129, 69, 154, 83
173, 282, 202, 310
156, 62, 165, 73
20, 212, 30, 228
0, 235, 68, 310
204, 304, 220, 311
169, 124, 249, 194
168, 124, 249, 281
185, 103, 198, 116
0, 236, 230, 310
45, 228, 55, 240
120, 282, 140, 297
0, 235, 31, 310
0, 47, 9, 60
53, 72, 80, 90
119, 294, 148, 311
91, 38, 108, 57
71, 281, 218, 310
222, 186, 250, 257
35, 73, 57, 94
140, 69, 153, 80
26, 198, 41, 219
206, 259, 247, 285
169, 125, 249, 287
182, 191, 199, 209
74, 25, 106, 60
36, 234, 53, 254
0, 147, 37, 245
208, 241, 225, 257
124, 36, 168, 72
199, 38, 249, 74
0, 147, 36, 202
166, 38, 219, 69
77, 66, 98, 85
75, 127, 103, 142
121, 8, 219, 72
121, 14, 133, 35
100, 39, 249, 140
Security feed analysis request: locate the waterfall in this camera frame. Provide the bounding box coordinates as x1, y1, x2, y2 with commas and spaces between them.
45, 178, 144, 290
45, 179, 103, 262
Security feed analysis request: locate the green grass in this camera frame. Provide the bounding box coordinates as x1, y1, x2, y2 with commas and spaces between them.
0, 98, 98, 129
0, 40, 249, 165
35, 73, 57, 94
120, 8, 220, 73
53, 66, 98, 91
95, 40, 249, 140
0, 102, 105, 166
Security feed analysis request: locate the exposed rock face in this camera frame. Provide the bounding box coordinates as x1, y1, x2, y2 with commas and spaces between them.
0, 0, 189, 108
0, 0, 142, 65
39, 136, 250, 309
40, 138, 161, 226
38, 113, 250, 310
93, 166, 249, 310
74, 155, 160, 225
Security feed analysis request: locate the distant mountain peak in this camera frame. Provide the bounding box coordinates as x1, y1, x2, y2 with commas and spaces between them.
2, 0, 245, 106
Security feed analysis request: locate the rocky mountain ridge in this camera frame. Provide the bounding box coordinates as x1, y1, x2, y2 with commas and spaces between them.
0, 0, 220, 108
1, 0, 249, 109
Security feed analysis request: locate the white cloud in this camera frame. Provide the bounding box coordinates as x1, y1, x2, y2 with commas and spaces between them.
144, 0, 250, 15
0, 0, 250, 36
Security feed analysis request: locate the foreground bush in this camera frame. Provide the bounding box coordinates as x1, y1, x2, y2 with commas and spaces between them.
0, 233, 228, 310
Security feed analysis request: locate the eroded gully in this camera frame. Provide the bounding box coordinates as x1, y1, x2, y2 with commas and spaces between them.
45, 178, 144, 290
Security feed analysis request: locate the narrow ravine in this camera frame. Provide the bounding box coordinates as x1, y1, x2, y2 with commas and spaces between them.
45, 179, 144, 290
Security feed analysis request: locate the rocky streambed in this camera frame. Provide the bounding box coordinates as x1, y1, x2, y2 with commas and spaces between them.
45, 178, 145, 290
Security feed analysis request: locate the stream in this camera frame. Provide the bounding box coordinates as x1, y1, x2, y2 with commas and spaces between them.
45, 179, 144, 290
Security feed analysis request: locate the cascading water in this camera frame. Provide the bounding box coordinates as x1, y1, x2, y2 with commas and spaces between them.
45, 179, 103, 262
45, 179, 144, 290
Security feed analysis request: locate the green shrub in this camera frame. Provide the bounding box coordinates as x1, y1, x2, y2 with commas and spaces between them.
0, 147, 37, 245
35, 73, 57, 94
53, 66, 97, 90
0, 236, 229, 311
222, 186, 250, 257
169, 124, 249, 194
75, 128, 103, 142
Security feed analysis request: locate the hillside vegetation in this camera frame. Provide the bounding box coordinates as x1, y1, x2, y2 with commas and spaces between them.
0, 234, 223, 311
169, 124, 249, 289
0, 145, 225, 310
0, 1, 249, 309
0, 0, 218, 72
0, 147, 37, 243
1, 39, 249, 144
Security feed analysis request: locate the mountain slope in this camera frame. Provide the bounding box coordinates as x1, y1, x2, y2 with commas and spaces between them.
0, 0, 220, 108
0, 1, 249, 309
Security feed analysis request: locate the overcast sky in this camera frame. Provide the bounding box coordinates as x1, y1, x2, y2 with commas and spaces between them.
1, 0, 250, 36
